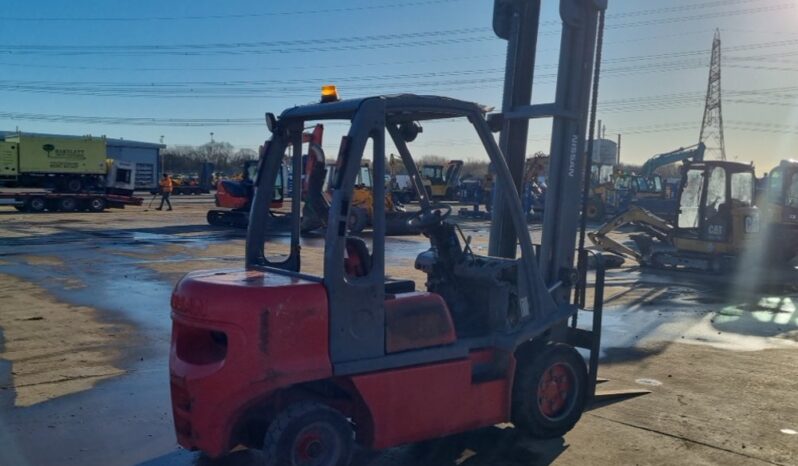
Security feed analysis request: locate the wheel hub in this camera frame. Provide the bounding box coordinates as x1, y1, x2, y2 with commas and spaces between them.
296, 434, 324, 460
292, 423, 340, 466
537, 362, 575, 420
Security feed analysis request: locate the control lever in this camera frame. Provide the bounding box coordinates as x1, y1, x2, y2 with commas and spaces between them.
455, 224, 476, 262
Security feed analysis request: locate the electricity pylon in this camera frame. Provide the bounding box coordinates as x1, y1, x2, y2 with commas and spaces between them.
699, 29, 727, 160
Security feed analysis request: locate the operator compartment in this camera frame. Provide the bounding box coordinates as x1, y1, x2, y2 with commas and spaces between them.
344, 237, 455, 353
415, 222, 521, 337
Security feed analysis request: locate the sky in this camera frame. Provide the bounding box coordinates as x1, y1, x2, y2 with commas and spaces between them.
1, 0, 797, 172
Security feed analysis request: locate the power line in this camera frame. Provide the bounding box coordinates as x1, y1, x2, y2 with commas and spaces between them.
1, 0, 776, 23
0, 30, 722, 73
605, 2, 796, 30
3, 84, 797, 127
0, 0, 467, 22
0, 28, 492, 57
0, 112, 264, 127
3, 50, 796, 99
1, 2, 792, 57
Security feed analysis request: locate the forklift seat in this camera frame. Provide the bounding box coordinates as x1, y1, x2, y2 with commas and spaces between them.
384, 292, 456, 353
344, 237, 372, 277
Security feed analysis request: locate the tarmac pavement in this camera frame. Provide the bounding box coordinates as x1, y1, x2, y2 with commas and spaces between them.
0, 195, 795, 466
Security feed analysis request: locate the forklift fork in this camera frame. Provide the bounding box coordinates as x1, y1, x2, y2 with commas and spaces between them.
569, 248, 605, 401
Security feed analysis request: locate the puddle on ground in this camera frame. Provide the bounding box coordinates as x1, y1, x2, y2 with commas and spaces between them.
635, 378, 663, 387
20, 255, 64, 267
599, 299, 798, 355
0, 274, 135, 407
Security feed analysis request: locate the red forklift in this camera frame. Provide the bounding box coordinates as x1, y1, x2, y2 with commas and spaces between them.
170, 0, 609, 464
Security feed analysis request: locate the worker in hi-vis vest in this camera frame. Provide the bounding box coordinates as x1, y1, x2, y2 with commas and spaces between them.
157, 173, 174, 211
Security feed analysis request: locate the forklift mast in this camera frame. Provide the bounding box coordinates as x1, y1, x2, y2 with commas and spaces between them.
490, 0, 606, 305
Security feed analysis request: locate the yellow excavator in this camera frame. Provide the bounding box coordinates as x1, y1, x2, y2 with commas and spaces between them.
589, 160, 763, 272
340, 162, 412, 233
302, 161, 419, 235
420, 160, 464, 200
760, 159, 798, 262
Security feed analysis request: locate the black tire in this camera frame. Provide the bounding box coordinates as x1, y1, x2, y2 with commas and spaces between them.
585, 198, 605, 222
512, 343, 588, 439
28, 197, 47, 213
347, 207, 368, 234
87, 197, 107, 212
386, 212, 421, 236
65, 177, 83, 193
58, 197, 78, 212
263, 401, 353, 466
207, 210, 224, 226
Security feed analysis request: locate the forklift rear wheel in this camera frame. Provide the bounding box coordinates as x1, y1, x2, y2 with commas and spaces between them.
512, 343, 588, 438
263, 401, 353, 466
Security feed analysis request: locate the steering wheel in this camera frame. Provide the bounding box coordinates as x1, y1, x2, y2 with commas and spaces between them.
409, 203, 452, 229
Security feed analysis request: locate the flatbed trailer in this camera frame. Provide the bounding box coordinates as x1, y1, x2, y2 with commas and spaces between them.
172, 184, 211, 195
0, 190, 142, 213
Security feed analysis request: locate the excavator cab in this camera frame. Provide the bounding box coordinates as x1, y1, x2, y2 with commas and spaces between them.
762, 160, 798, 263
633, 175, 663, 197
674, 161, 757, 248
764, 160, 798, 225
421, 160, 464, 200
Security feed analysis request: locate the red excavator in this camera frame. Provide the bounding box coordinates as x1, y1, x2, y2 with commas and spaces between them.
206, 125, 325, 228
206, 160, 261, 228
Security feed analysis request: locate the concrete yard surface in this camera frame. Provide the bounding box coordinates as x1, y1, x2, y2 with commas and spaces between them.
0, 196, 796, 466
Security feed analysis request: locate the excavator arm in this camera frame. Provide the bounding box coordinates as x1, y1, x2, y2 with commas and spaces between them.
588, 205, 674, 262
640, 143, 706, 177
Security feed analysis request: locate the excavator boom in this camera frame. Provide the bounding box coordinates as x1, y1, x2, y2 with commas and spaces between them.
640, 143, 706, 177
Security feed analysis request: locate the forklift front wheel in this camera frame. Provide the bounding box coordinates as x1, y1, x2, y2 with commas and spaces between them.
512, 343, 588, 439
263, 401, 354, 466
